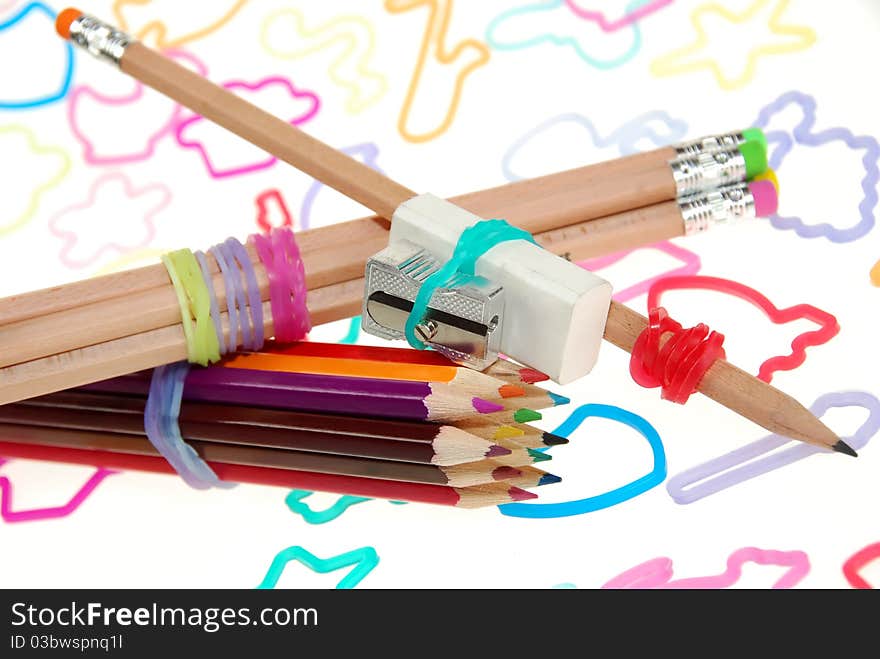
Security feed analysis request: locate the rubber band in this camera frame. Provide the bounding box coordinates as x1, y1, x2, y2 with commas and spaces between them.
154, 229, 308, 488
225, 237, 265, 350
208, 243, 239, 354
161, 249, 221, 366
843, 542, 880, 589
251, 227, 310, 343
666, 391, 880, 505
499, 403, 666, 519
629, 307, 726, 404
194, 250, 223, 352
144, 362, 233, 490
647, 275, 839, 383
404, 219, 536, 349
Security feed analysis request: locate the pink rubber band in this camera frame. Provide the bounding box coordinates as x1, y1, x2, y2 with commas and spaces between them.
250, 227, 310, 343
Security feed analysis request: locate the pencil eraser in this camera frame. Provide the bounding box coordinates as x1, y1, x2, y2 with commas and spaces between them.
738, 140, 767, 179
390, 194, 613, 384
754, 168, 779, 195
748, 180, 778, 217
742, 127, 768, 154
55, 8, 82, 39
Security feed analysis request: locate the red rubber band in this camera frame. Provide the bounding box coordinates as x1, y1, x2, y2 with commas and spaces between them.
646, 276, 839, 383
842, 542, 880, 589
630, 307, 726, 405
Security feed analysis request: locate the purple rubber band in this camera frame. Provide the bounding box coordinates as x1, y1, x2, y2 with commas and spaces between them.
194, 250, 224, 353
210, 243, 239, 354
214, 239, 252, 351
215, 240, 251, 350
225, 237, 264, 350
144, 361, 234, 489
753, 91, 878, 243
666, 391, 880, 504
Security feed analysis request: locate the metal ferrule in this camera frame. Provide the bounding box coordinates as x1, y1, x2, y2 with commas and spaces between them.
68, 14, 133, 66
679, 183, 755, 235
669, 148, 747, 197
673, 132, 745, 158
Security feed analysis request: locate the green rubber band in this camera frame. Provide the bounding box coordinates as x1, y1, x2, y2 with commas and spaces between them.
404, 219, 536, 349
162, 249, 221, 366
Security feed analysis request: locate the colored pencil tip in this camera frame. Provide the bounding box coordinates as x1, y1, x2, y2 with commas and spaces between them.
513, 408, 542, 423
492, 466, 523, 481
526, 449, 552, 463
548, 392, 571, 406
542, 431, 569, 446
486, 444, 513, 458
499, 384, 526, 398
538, 472, 563, 486
519, 368, 549, 384
508, 486, 538, 501
832, 440, 858, 457
472, 398, 504, 413
494, 425, 525, 439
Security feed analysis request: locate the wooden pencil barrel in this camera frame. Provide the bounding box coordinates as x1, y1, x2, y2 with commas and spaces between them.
123, 43, 415, 218
0, 201, 686, 371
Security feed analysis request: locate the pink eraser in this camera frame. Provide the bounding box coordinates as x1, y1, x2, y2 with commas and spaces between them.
748, 180, 778, 217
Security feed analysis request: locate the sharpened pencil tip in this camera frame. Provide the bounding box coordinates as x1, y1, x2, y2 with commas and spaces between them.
832, 440, 858, 457
472, 397, 504, 413
538, 472, 562, 486
513, 408, 542, 423
498, 384, 525, 398
526, 448, 552, 463
548, 392, 570, 406
492, 466, 522, 481
519, 368, 549, 384
486, 444, 512, 458
542, 431, 569, 445
508, 486, 538, 501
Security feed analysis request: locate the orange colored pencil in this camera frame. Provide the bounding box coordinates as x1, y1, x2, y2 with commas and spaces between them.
220, 352, 512, 399
263, 340, 550, 384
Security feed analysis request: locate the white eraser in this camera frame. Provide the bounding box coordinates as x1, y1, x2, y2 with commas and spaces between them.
389, 193, 612, 384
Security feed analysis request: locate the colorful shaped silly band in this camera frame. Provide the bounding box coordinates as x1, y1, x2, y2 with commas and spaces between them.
646, 275, 839, 383
145, 227, 309, 488
404, 218, 535, 350
499, 403, 666, 519
842, 542, 880, 589
666, 391, 880, 505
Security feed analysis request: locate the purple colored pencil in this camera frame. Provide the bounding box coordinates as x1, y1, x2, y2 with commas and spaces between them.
84, 367, 494, 422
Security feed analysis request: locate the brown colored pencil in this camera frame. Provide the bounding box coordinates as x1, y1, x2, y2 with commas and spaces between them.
0, 416, 524, 487
0, 427, 537, 507
4, 391, 512, 467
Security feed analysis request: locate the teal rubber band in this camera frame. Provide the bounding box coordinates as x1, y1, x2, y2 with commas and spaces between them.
404, 219, 536, 349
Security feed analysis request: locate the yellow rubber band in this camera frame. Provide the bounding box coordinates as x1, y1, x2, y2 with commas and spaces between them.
162, 249, 221, 366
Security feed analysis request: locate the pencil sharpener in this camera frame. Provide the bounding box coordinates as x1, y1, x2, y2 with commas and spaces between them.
362, 240, 504, 370
361, 194, 614, 384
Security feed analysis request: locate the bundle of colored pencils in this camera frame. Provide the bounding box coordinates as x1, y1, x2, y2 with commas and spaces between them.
0, 342, 571, 508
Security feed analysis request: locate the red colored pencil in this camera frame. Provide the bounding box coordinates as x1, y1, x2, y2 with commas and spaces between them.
0, 433, 538, 508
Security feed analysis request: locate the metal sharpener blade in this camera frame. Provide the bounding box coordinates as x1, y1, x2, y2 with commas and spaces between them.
361, 240, 504, 370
